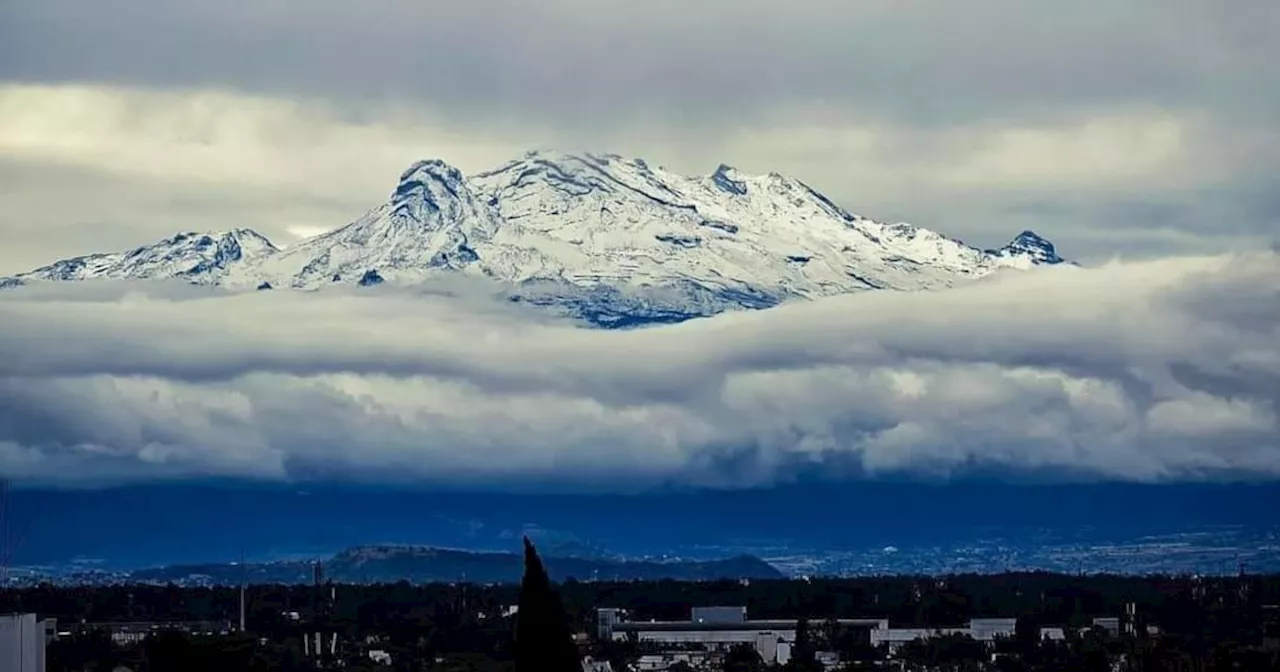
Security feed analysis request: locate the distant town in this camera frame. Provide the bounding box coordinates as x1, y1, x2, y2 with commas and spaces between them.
3, 544, 1278, 671
5, 523, 1277, 593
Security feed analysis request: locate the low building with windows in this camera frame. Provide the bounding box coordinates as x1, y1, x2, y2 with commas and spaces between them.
600, 606, 887, 665
65, 620, 233, 646
869, 618, 1019, 654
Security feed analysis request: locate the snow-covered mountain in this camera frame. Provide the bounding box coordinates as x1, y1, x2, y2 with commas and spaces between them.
15, 229, 280, 285
4, 150, 1066, 324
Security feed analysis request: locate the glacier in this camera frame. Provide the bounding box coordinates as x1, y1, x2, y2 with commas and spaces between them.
3, 150, 1066, 326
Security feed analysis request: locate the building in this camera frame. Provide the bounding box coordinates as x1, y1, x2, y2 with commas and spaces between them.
869, 618, 1019, 654
65, 620, 232, 645
601, 606, 888, 665
775, 641, 792, 666
870, 627, 966, 654
1039, 627, 1066, 642
968, 618, 1018, 641
1262, 604, 1279, 652
633, 652, 715, 671
597, 608, 629, 640
1092, 617, 1121, 637
580, 656, 614, 672
0, 613, 51, 672
814, 651, 841, 670
691, 606, 746, 624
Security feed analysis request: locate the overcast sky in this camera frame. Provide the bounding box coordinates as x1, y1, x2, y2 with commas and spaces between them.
1, 0, 1278, 274
1, 1, 1278, 491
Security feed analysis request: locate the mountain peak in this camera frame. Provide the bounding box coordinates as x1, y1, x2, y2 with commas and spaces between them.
998, 230, 1064, 265
398, 158, 464, 182
394, 159, 467, 199
711, 163, 748, 195
388, 158, 482, 226
510, 148, 601, 167
1012, 229, 1050, 245
162, 229, 280, 258
183, 228, 278, 250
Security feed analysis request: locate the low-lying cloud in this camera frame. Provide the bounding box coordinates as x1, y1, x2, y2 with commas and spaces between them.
1, 253, 1277, 490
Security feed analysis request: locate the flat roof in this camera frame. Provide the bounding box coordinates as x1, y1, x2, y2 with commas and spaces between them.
615, 619, 887, 633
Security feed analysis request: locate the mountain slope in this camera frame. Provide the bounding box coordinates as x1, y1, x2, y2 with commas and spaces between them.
14, 229, 279, 285
251, 159, 509, 289
4, 150, 1067, 324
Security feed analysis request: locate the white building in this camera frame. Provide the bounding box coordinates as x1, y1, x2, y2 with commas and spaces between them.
602, 606, 887, 665
1092, 617, 1121, 636
0, 613, 49, 672
815, 651, 841, 671
969, 619, 1018, 641
1040, 627, 1066, 642
775, 641, 792, 666
581, 656, 614, 672
871, 627, 967, 654
870, 618, 1019, 654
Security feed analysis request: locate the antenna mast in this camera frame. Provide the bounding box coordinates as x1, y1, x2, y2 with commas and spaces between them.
0, 478, 11, 590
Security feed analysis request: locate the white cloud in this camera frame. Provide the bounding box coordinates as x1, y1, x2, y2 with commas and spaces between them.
0, 252, 1276, 489
0, 84, 1208, 198
935, 114, 1188, 188
283, 226, 336, 242
0, 83, 527, 195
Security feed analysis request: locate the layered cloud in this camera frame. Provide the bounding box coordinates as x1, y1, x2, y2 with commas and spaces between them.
2, 0, 1278, 491
1, 253, 1277, 489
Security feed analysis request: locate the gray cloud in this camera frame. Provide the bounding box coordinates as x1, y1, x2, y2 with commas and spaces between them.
4, 1, 1277, 128
1, 253, 1277, 489
3, 1, 1279, 269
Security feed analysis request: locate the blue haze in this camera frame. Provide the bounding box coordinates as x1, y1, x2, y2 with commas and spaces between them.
4, 480, 1278, 573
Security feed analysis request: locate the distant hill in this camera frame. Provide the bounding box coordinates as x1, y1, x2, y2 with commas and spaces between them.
129, 544, 784, 584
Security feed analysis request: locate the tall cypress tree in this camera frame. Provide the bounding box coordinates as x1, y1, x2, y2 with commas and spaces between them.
788, 616, 819, 671
515, 536, 582, 672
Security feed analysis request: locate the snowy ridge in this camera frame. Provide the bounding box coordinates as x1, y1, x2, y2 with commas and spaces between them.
4, 150, 1067, 324
15, 229, 280, 285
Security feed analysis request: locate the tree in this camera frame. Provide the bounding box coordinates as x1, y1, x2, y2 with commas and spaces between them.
514, 537, 581, 672
725, 643, 766, 672
897, 634, 986, 672
787, 616, 821, 671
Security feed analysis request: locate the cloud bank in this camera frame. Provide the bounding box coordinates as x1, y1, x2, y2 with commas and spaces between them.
1, 254, 1277, 490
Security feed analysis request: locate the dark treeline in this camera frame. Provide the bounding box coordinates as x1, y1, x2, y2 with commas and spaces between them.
2, 571, 1277, 671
